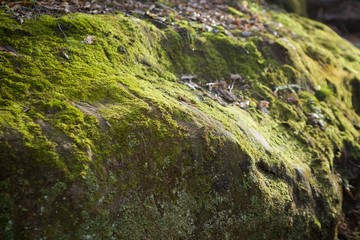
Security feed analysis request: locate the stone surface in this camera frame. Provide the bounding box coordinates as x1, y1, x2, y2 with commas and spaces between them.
0, 4, 359, 239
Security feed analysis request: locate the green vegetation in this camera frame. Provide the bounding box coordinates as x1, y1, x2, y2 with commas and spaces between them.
315, 85, 333, 101
0, 4, 359, 239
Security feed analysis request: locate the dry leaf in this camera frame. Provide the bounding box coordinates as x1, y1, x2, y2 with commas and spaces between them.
258, 100, 269, 114
181, 74, 195, 81
230, 74, 242, 80
83, 36, 95, 44
0, 46, 17, 56
242, 1, 248, 9
17, 16, 24, 24
215, 88, 237, 102
178, 95, 194, 105
240, 100, 250, 109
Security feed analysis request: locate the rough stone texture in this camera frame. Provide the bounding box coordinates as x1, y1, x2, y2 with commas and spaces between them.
0, 3, 359, 240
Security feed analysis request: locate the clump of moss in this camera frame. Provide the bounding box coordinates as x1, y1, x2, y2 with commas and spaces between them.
315, 85, 333, 101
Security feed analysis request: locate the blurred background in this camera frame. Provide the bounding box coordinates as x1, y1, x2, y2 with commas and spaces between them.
0, 0, 359, 47
266, 0, 360, 48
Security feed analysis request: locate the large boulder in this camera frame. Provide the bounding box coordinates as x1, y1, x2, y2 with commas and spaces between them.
0, 3, 359, 239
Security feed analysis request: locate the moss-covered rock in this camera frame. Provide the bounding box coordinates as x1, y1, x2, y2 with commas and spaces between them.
0, 3, 359, 239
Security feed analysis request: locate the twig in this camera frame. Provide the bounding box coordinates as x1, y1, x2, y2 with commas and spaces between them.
57, 21, 71, 48
229, 78, 236, 93
140, 133, 148, 158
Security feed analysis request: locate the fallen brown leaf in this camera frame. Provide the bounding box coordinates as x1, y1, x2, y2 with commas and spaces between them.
83, 35, 95, 44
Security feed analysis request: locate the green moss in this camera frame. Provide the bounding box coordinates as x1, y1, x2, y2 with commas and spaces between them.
315, 85, 333, 101
267, 0, 307, 16
227, 6, 246, 18
0, 5, 359, 240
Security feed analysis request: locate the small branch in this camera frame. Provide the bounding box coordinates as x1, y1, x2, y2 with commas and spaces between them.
57, 21, 71, 47
229, 79, 236, 93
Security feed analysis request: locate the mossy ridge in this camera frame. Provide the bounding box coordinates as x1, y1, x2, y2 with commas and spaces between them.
0, 6, 359, 239
158, 6, 355, 224
270, 13, 360, 105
